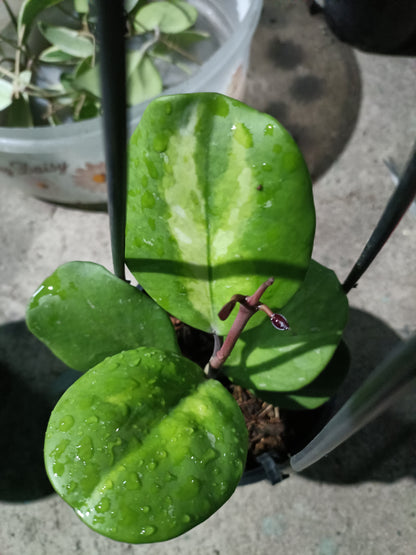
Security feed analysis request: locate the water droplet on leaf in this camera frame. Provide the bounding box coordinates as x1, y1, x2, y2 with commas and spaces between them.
53, 462, 65, 476
139, 525, 156, 537
76, 435, 94, 461
85, 415, 99, 425
153, 133, 169, 153
59, 415, 74, 431
126, 472, 141, 490
232, 122, 253, 148
141, 190, 155, 209
51, 439, 70, 458
264, 123, 274, 136
144, 158, 159, 179
95, 496, 111, 513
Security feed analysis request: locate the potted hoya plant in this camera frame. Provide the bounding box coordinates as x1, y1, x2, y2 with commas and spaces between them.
13, 0, 416, 545
0, 0, 261, 204
26, 91, 351, 543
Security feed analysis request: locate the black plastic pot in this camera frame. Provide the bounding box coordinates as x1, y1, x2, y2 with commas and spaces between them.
322, 0, 416, 55
238, 340, 350, 486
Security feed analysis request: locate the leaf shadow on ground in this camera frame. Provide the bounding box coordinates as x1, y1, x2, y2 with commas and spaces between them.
0, 320, 77, 502
298, 307, 416, 485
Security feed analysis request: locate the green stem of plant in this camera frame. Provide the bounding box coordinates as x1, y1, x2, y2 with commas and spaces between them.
13, 26, 25, 97
73, 92, 87, 119
159, 36, 200, 64
0, 34, 21, 51
0, 66, 66, 99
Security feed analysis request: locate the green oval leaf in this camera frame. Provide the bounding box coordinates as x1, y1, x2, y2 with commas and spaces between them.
223, 260, 349, 392
39, 45, 78, 63
134, 1, 197, 34
17, 0, 62, 39
45, 347, 248, 543
38, 22, 94, 57
127, 51, 163, 106
125, 0, 143, 14
26, 261, 179, 371
0, 78, 14, 111
74, 0, 89, 14
254, 340, 350, 410
72, 63, 100, 97
170, 0, 198, 25
6, 93, 33, 126
126, 93, 315, 334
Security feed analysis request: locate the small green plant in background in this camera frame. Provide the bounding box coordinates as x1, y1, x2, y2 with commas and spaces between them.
26, 93, 349, 543
0, 0, 208, 126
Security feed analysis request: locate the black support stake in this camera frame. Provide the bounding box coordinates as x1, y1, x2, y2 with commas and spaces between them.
343, 148, 416, 293
96, 0, 127, 281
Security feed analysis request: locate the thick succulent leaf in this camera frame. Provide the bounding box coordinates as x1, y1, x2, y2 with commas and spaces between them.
170, 0, 198, 25
72, 64, 100, 97
223, 261, 349, 392
44, 347, 248, 543
134, 1, 197, 34
39, 45, 78, 63
38, 22, 94, 57
254, 340, 350, 410
74, 95, 100, 121
74, 0, 88, 14
126, 51, 163, 106
125, 0, 143, 14
126, 93, 315, 335
26, 261, 179, 371
0, 78, 14, 111
6, 94, 33, 126
17, 0, 62, 39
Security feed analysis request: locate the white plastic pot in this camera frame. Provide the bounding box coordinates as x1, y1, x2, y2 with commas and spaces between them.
0, 0, 262, 205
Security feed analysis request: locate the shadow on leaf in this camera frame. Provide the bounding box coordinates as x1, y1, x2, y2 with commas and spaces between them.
126, 258, 306, 282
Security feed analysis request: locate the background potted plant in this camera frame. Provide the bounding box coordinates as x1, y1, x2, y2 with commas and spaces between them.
0, 0, 262, 205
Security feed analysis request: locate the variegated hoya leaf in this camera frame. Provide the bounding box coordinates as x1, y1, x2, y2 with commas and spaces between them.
126, 93, 315, 335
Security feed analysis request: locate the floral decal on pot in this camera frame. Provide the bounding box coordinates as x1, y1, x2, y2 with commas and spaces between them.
73, 162, 107, 192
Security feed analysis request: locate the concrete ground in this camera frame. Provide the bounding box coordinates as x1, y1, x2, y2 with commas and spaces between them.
1, 2, 416, 554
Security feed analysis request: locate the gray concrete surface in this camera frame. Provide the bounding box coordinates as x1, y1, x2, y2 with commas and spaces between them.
1, 2, 416, 554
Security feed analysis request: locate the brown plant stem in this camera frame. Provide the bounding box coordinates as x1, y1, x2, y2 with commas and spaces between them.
209, 277, 275, 371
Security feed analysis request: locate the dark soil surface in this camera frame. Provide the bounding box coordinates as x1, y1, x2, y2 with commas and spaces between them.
229, 384, 289, 469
